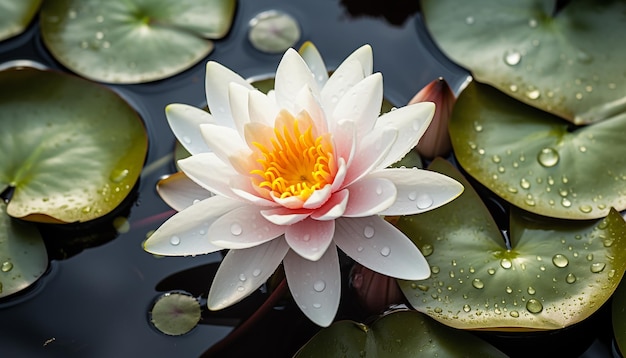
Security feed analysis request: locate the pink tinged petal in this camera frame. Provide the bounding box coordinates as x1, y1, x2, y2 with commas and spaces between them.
321, 59, 365, 120
208, 238, 290, 310
285, 218, 335, 261
283, 243, 341, 327
374, 102, 435, 169
332, 73, 383, 138
342, 128, 397, 188
208, 206, 285, 249
205, 61, 253, 127
334, 216, 430, 280
229, 176, 276, 206
343, 177, 397, 217
178, 153, 240, 200
248, 89, 279, 126
143, 196, 244, 256
332, 120, 356, 169
369, 168, 464, 216
302, 184, 332, 209
299, 41, 329, 89
157, 171, 213, 212
244, 121, 275, 152
311, 189, 349, 221
275, 48, 320, 111
200, 123, 252, 165
261, 207, 311, 225
330, 157, 348, 193
228, 82, 253, 136
165, 104, 215, 155
271, 192, 306, 209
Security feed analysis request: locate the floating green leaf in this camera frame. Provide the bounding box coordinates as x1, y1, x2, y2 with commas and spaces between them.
0, 67, 147, 223
295, 310, 506, 357
40, 0, 237, 83
0, 202, 47, 298
150, 291, 201, 336
421, 0, 626, 124
0, 0, 42, 41
449, 82, 626, 220
397, 159, 626, 330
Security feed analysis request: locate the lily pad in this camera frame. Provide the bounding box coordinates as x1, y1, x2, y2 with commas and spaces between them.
150, 291, 202, 336
0, 202, 47, 298
40, 0, 236, 83
294, 310, 507, 357
0, 0, 42, 41
396, 158, 626, 330
421, 0, 626, 124
613, 275, 626, 355
0, 67, 147, 223
449, 81, 626, 220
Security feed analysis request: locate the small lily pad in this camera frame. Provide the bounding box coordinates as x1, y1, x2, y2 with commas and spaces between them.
150, 291, 202, 336
0, 202, 47, 298
421, 0, 626, 124
40, 0, 236, 83
449, 81, 626, 220
0, 0, 42, 41
397, 158, 626, 330
294, 310, 507, 357
0, 67, 147, 223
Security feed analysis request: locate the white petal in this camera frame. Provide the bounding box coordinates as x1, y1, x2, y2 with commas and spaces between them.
271, 193, 306, 209
285, 218, 335, 261
293, 86, 327, 134
260, 207, 311, 225
311, 189, 349, 221
340, 44, 373, 77
165, 104, 215, 155
321, 59, 365, 119
157, 171, 214, 211
370, 168, 464, 216
205, 61, 253, 127
208, 206, 285, 249
374, 102, 435, 169
275, 48, 319, 111
332, 73, 382, 138
343, 177, 396, 217
330, 157, 348, 193
208, 238, 290, 310
144, 196, 243, 256
228, 82, 252, 136
342, 127, 397, 187
283, 243, 341, 327
229, 176, 277, 206
178, 153, 239, 200
334, 216, 430, 280
302, 184, 332, 209
200, 123, 251, 165
249, 89, 279, 126
299, 41, 329, 89
332, 120, 356, 170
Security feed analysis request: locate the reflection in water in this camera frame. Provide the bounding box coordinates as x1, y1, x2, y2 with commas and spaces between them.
340, 0, 419, 26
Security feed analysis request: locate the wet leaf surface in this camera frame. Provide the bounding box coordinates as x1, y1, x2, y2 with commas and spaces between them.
421, 0, 626, 124
449, 81, 626, 220
0, 0, 42, 41
40, 0, 236, 83
0, 67, 147, 223
397, 159, 626, 330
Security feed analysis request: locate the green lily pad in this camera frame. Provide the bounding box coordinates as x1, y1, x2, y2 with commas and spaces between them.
0, 0, 42, 41
294, 310, 507, 357
150, 291, 201, 336
40, 0, 236, 83
397, 158, 626, 330
0, 67, 147, 223
421, 0, 626, 124
0, 202, 47, 298
449, 81, 626, 220
613, 273, 626, 355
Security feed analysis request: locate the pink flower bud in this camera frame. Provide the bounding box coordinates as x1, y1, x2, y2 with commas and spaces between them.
350, 263, 405, 315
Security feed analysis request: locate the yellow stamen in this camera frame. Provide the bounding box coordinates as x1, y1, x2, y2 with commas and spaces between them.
250, 110, 334, 200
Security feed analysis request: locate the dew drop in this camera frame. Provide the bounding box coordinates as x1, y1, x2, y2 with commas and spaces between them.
182, 136, 192, 144
472, 278, 485, 289
416, 194, 434, 209
363, 226, 375, 238
169, 236, 180, 246
528, 18, 538, 27
520, 178, 531, 189
487, 268, 496, 275
590, 262, 606, 273
313, 280, 326, 292
463, 304, 471, 313
239, 274, 247, 282
500, 258, 513, 269
561, 197, 572, 208
491, 155, 501, 163
509, 84, 519, 92
552, 254, 569, 268
506, 286, 513, 294
375, 184, 383, 195
380, 246, 391, 257
1, 261, 13, 272
252, 268, 262, 277
566, 273, 577, 284
537, 147, 559, 168
230, 223, 243, 236
504, 50, 522, 66
237, 286, 245, 292
421, 244, 433, 257
473, 122, 483, 132
408, 191, 417, 201
312, 303, 322, 309
356, 246, 364, 252
465, 16, 475, 25
525, 89, 540, 100
526, 298, 543, 313
579, 205, 592, 213
510, 310, 519, 318
431, 266, 440, 274
527, 286, 536, 295
110, 168, 129, 183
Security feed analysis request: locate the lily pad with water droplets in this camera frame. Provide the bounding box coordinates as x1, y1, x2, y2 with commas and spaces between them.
0, 67, 147, 223
40, 0, 237, 83
150, 291, 202, 336
0, 202, 47, 298
449, 81, 626, 220
396, 158, 626, 330
421, 0, 626, 124
294, 310, 507, 357
0, 0, 42, 41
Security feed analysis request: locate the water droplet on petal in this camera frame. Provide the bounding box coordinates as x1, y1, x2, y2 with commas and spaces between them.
537, 147, 559, 167
313, 280, 326, 292
312, 303, 322, 309
526, 298, 543, 313
230, 223, 243, 236
356, 246, 364, 252
416, 194, 434, 209
465, 16, 475, 25
237, 286, 245, 292
252, 269, 262, 277
239, 274, 247, 282
182, 136, 191, 144
375, 184, 383, 195
170, 236, 180, 246
380, 246, 391, 257
504, 50, 522, 66
408, 191, 417, 201
363, 226, 375, 238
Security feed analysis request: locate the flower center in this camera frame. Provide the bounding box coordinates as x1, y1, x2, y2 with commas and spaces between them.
250, 111, 334, 200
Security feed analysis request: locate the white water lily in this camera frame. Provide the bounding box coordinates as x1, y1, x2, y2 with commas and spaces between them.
144, 42, 463, 327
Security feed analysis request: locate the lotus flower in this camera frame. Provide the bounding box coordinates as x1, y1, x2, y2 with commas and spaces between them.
144, 42, 463, 326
